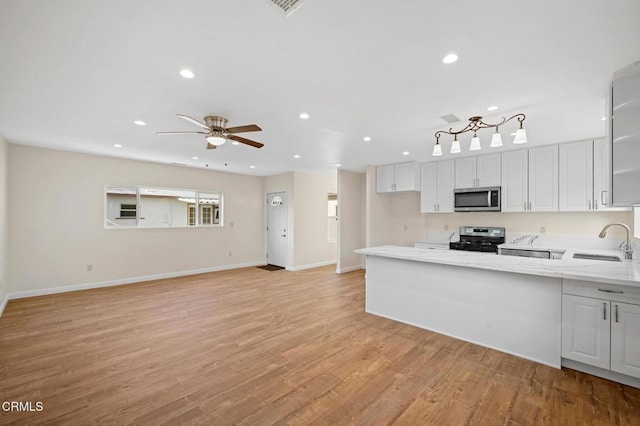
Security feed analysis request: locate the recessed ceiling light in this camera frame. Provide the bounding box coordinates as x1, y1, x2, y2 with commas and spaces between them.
402, 151, 410, 156
231, 141, 240, 145
180, 69, 194, 79
113, 144, 122, 148
487, 106, 498, 112
250, 165, 255, 169
133, 120, 146, 126
442, 53, 458, 64
363, 136, 372, 142
294, 154, 301, 159
601, 116, 606, 121
299, 113, 310, 120
336, 163, 342, 167
192, 156, 198, 160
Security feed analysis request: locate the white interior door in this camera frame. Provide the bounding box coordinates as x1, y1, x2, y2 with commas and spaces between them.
267, 192, 287, 267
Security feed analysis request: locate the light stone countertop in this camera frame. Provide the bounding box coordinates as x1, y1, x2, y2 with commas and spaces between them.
355, 245, 640, 288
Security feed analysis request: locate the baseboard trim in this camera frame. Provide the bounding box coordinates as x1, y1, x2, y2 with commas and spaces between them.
0, 293, 8, 318
336, 265, 365, 274
562, 358, 640, 389
7, 260, 267, 300
286, 260, 337, 272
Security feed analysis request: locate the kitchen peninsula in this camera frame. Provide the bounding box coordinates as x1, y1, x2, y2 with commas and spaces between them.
355, 245, 640, 387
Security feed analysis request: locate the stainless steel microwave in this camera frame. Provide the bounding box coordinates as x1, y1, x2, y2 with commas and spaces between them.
454, 186, 501, 212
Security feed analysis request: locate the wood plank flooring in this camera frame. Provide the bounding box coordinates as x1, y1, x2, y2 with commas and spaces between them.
1, 265, 639, 425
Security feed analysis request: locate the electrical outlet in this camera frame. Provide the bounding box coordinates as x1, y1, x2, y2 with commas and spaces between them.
228, 251, 232, 257
444, 224, 449, 230
229, 222, 235, 228
87, 264, 93, 272
403, 225, 408, 231
540, 227, 546, 234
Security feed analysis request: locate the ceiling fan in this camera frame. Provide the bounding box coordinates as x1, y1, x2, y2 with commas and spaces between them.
157, 114, 264, 149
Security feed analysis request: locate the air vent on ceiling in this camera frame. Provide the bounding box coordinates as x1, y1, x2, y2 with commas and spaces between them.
440, 113, 461, 124
264, 0, 310, 16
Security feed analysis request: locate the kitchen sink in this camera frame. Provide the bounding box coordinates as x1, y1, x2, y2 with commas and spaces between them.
572, 253, 621, 262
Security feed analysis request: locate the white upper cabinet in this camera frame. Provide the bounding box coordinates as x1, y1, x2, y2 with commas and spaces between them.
528, 145, 559, 212
501, 146, 558, 212
454, 153, 501, 189
376, 164, 395, 193
559, 140, 594, 211
394, 162, 421, 192
376, 162, 420, 193
454, 157, 476, 189
610, 63, 640, 206
501, 150, 528, 212
593, 138, 609, 209
421, 160, 454, 213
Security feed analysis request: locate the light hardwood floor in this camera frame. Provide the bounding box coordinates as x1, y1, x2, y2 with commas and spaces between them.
1, 266, 639, 425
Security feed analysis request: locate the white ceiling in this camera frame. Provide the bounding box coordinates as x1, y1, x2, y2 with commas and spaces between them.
0, 0, 639, 176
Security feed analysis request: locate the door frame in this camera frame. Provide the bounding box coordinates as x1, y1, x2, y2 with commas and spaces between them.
265, 191, 288, 268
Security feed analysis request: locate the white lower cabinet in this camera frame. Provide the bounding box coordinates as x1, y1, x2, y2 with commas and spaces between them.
611, 302, 640, 378
562, 293, 640, 379
562, 295, 610, 369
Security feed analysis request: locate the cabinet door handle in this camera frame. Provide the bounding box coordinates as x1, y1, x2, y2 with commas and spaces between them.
615, 304, 619, 323
601, 190, 608, 206
603, 302, 607, 320
598, 288, 624, 294
588, 200, 592, 210
528, 201, 532, 211
524, 202, 527, 211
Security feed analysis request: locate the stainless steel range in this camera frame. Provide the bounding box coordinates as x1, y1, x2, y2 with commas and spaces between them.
449, 226, 505, 253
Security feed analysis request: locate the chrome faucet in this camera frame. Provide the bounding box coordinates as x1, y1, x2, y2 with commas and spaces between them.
599, 223, 634, 260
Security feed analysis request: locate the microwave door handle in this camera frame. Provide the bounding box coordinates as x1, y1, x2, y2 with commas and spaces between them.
488, 191, 491, 207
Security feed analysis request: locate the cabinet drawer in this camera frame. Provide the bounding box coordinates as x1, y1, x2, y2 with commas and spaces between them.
563, 279, 640, 305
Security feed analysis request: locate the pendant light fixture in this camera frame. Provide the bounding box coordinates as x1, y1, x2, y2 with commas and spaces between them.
432, 140, 443, 156
450, 135, 461, 153
432, 113, 526, 156
490, 127, 503, 147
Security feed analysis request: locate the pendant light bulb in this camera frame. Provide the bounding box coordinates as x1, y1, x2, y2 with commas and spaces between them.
490, 128, 503, 147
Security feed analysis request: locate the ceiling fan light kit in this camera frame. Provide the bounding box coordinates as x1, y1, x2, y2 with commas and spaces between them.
433, 113, 526, 156
157, 114, 264, 150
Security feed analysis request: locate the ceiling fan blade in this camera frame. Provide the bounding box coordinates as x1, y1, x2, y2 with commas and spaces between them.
206, 143, 217, 150
156, 131, 208, 135
225, 124, 262, 134
227, 134, 264, 148
176, 114, 211, 130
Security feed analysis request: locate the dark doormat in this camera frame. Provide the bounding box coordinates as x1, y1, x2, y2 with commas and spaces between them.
257, 264, 285, 271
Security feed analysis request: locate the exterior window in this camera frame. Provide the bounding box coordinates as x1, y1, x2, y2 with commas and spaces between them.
201, 205, 212, 225
188, 205, 196, 226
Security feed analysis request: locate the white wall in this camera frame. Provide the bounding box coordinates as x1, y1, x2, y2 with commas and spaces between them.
292, 172, 337, 269
7, 145, 265, 295
365, 165, 393, 247
337, 169, 365, 273
0, 133, 8, 312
